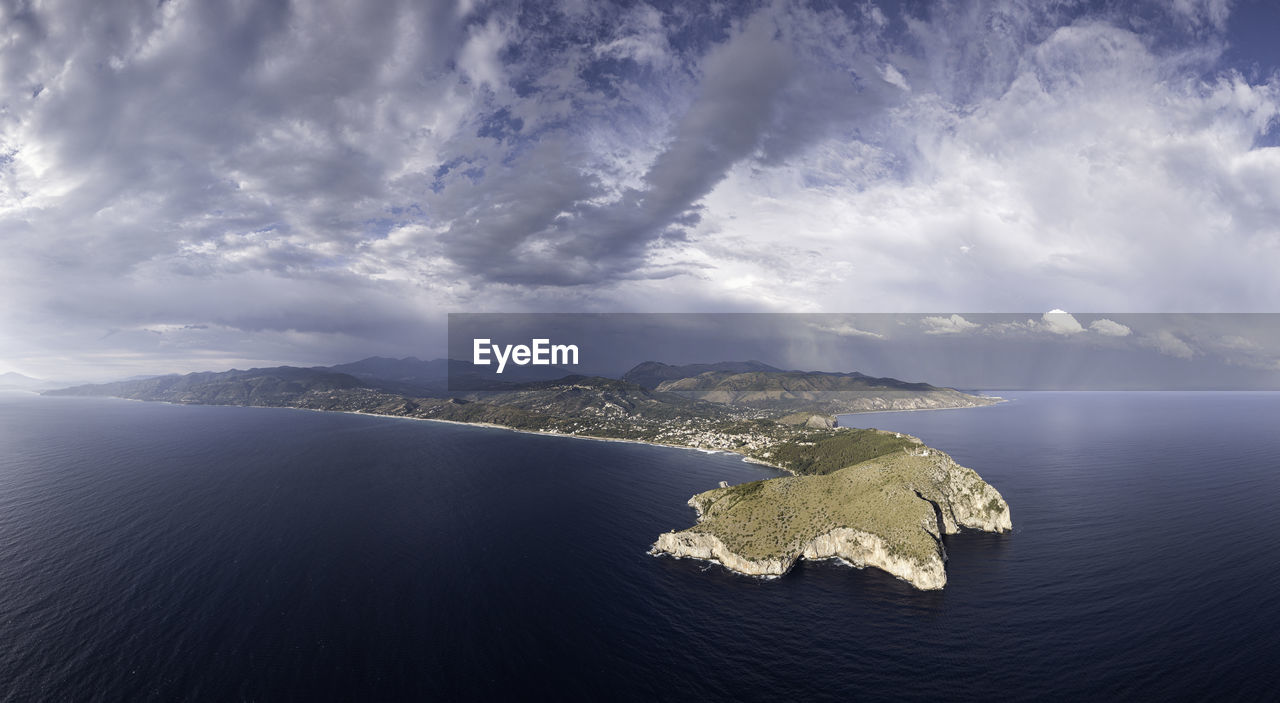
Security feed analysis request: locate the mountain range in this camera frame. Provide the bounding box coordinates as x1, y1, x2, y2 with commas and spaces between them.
45, 357, 996, 417
0, 371, 54, 390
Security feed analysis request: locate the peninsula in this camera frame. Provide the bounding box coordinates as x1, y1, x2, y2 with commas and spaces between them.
46, 358, 1010, 589
650, 432, 1010, 589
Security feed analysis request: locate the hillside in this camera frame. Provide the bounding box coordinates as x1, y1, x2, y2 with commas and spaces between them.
45, 366, 365, 405
466, 375, 731, 421
326, 356, 450, 395
44, 359, 999, 433
653, 369, 998, 413
621, 360, 782, 389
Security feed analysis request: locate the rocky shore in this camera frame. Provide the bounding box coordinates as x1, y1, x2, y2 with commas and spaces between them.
651, 527, 950, 590
650, 440, 1010, 590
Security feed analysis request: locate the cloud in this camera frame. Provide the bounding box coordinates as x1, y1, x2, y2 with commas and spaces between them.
1089, 318, 1133, 337
808, 321, 884, 339
881, 64, 910, 92
1170, 0, 1232, 31
1041, 309, 1085, 335
4, 0, 1280, 376
1216, 334, 1259, 350
1143, 330, 1197, 359
921, 314, 980, 335
593, 4, 673, 68
680, 5, 1280, 314
435, 8, 807, 285
458, 16, 515, 92
986, 310, 1086, 336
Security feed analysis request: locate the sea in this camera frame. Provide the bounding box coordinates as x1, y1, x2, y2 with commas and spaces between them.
1, 390, 1278, 701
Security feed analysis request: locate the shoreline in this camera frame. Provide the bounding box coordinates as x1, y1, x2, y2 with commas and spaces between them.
34, 394, 801, 474
240, 399, 1005, 476
38, 393, 1002, 478
273, 404, 799, 475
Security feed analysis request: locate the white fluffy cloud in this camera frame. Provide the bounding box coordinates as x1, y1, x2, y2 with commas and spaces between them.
986, 312, 1140, 339
689, 17, 1280, 312
1144, 330, 1198, 359
921, 314, 981, 335
1090, 319, 1133, 337
1042, 310, 1086, 335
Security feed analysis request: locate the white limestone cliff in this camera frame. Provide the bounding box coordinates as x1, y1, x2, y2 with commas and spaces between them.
650, 527, 948, 590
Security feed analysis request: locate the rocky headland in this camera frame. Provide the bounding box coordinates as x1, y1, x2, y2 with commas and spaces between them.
650, 434, 1011, 590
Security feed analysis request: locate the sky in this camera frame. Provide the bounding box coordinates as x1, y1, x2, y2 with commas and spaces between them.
2, 0, 1280, 381
448, 312, 1280, 389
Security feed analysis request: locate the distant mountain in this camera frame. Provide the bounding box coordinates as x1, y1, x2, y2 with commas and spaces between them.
322, 356, 585, 394
621, 360, 782, 389
654, 370, 997, 414
0, 371, 49, 390
115, 374, 165, 383
659, 370, 935, 393
327, 356, 447, 379
41, 357, 604, 407
46, 366, 364, 406
324, 356, 450, 395
45, 357, 997, 417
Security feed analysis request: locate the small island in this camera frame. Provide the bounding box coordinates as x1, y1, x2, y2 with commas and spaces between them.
650, 431, 1010, 590
46, 357, 1010, 589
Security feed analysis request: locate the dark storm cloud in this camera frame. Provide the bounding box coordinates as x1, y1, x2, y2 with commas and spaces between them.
433, 7, 898, 285
9, 0, 853, 313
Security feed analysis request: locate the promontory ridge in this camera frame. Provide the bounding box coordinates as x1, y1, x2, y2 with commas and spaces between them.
47, 358, 1011, 589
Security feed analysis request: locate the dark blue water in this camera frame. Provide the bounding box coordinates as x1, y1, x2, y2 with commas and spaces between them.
1, 391, 1278, 701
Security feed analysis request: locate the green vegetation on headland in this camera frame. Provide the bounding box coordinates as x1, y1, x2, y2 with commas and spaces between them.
653, 445, 1011, 589
46, 359, 1010, 589
765, 429, 918, 475
690, 461, 945, 566
649, 367, 997, 414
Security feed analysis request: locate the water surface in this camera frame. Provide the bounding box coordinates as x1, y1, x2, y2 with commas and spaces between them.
1, 391, 1276, 700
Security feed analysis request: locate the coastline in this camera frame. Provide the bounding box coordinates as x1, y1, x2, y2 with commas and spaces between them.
649, 443, 1012, 589
316, 398, 1005, 471
43, 392, 797, 473
264, 404, 798, 475
40, 393, 1001, 479
36, 392, 1011, 590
